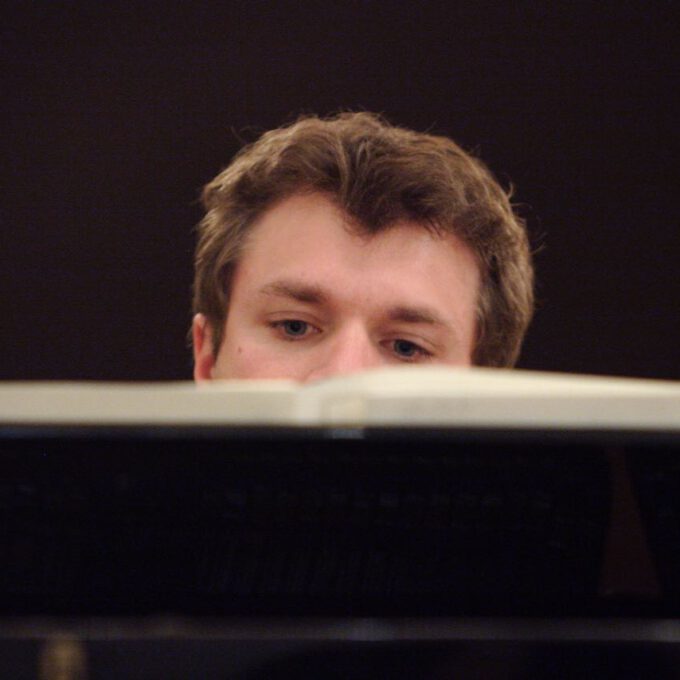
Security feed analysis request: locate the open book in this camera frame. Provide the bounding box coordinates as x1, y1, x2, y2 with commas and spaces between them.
1, 367, 679, 430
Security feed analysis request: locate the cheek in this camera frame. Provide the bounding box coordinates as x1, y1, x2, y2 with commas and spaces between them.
215, 340, 306, 380
214, 343, 264, 379
214, 313, 316, 380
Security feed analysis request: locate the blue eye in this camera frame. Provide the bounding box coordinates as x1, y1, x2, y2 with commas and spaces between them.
393, 339, 419, 358
280, 320, 308, 337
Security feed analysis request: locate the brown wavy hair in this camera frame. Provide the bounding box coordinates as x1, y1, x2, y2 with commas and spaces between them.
193, 112, 533, 367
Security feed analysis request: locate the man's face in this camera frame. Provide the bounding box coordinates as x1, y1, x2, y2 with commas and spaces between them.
193, 192, 480, 382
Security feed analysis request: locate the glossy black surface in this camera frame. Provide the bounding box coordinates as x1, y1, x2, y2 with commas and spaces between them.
1, 425, 678, 618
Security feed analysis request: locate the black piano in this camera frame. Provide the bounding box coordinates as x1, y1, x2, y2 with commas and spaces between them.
1, 368, 679, 677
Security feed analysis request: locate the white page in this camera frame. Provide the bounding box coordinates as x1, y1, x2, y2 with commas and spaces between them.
0, 367, 679, 430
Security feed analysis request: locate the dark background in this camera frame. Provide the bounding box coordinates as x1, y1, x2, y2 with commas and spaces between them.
2, 3, 678, 381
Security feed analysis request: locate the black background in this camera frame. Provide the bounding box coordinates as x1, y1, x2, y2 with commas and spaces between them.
2, 3, 678, 381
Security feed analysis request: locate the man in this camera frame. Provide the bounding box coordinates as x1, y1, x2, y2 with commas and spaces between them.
192, 112, 533, 382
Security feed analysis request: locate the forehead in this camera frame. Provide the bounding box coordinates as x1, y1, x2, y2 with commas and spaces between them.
232, 192, 479, 324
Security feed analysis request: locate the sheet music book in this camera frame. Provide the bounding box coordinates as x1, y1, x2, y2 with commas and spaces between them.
1, 367, 679, 430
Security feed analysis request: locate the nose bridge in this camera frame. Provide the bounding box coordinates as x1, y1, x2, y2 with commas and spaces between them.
307, 321, 380, 381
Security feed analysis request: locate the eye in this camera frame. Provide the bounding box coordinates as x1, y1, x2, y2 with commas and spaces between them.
391, 339, 431, 361
270, 319, 315, 339
282, 320, 308, 336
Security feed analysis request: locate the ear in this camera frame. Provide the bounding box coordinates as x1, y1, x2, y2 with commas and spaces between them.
192, 313, 216, 381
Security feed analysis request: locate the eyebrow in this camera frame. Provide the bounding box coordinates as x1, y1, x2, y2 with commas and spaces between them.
259, 279, 456, 332
258, 280, 329, 305
385, 305, 443, 326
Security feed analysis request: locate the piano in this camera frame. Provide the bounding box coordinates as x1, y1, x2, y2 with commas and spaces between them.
1, 367, 679, 677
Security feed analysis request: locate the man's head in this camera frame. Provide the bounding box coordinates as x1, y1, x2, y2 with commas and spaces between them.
192, 112, 533, 381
